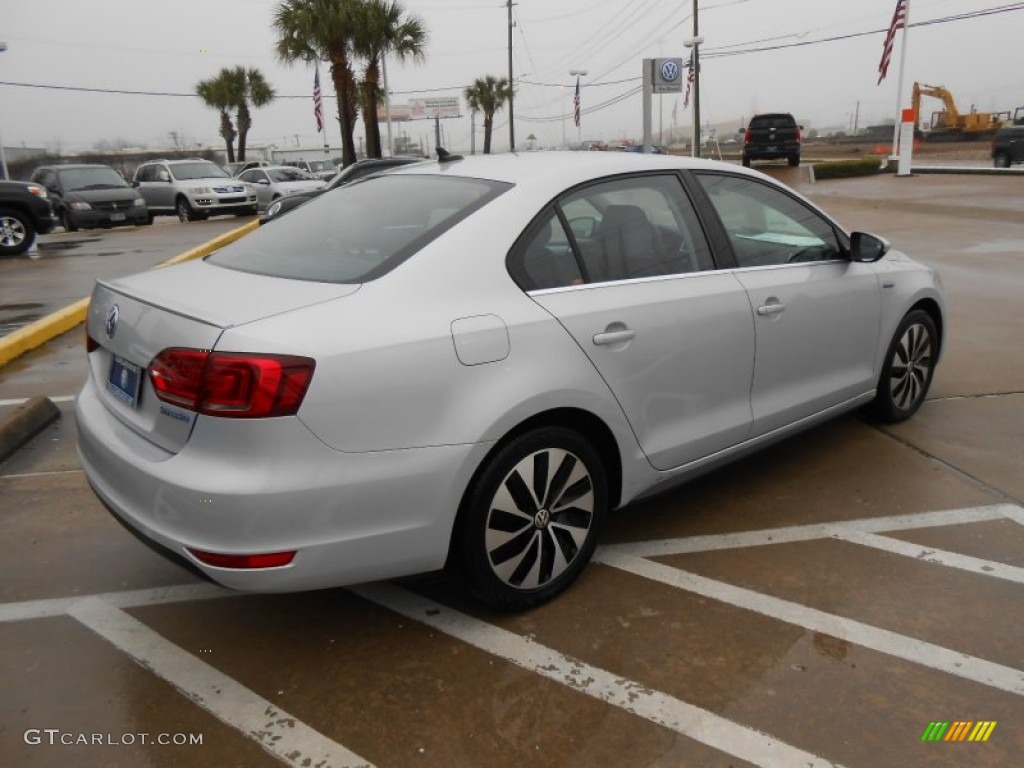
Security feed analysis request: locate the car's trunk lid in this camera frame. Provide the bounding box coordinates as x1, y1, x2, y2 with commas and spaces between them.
85, 259, 359, 453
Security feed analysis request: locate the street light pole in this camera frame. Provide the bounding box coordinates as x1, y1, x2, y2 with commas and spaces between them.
506, 0, 515, 152
0, 42, 8, 180
687, 0, 702, 158
569, 69, 587, 147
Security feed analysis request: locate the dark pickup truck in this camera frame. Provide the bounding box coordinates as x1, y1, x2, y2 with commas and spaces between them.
0, 181, 57, 256
742, 113, 802, 167
991, 124, 1024, 167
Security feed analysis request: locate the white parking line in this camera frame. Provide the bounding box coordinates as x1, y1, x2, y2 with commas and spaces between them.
0, 583, 230, 624
603, 504, 1017, 558
353, 583, 847, 768
68, 597, 373, 768
0, 468, 85, 480
834, 529, 1024, 585
596, 550, 1024, 697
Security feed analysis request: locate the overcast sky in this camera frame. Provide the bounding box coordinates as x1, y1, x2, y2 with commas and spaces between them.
2, 0, 1022, 156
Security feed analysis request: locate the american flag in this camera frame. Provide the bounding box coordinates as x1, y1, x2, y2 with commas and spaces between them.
573, 76, 581, 127
877, 0, 907, 85
313, 68, 324, 132
683, 57, 695, 108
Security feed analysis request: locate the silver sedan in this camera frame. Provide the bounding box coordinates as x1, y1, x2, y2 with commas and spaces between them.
76, 152, 944, 609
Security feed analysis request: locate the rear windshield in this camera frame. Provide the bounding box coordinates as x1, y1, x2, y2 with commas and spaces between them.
207, 174, 511, 283
750, 115, 796, 129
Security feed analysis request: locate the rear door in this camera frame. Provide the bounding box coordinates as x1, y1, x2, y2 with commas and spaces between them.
694, 172, 881, 436
520, 173, 755, 471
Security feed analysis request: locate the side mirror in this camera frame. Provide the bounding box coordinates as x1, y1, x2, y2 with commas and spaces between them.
256, 178, 270, 185
850, 231, 890, 263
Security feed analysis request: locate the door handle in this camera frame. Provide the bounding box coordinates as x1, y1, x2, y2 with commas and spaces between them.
757, 302, 786, 316
593, 329, 636, 346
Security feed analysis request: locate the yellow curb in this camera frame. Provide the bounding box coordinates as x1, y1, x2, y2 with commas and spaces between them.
0, 220, 259, 370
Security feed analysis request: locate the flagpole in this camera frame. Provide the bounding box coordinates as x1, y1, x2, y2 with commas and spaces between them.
314, 62, 329, 158
890, 0, 910, 159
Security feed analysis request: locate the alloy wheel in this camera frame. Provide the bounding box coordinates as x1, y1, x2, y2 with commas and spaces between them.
890, 322, 933, 411
484, 448, 595, 591
0, 215, 27, 249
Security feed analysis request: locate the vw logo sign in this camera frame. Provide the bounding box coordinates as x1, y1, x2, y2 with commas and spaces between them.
105, 304, 120, 340
660, 59, 680, 83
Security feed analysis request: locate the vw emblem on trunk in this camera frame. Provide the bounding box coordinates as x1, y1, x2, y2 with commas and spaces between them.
105, 305, 120, 340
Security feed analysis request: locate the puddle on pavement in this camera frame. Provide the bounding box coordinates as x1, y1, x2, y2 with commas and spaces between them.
0, 302, 44, 335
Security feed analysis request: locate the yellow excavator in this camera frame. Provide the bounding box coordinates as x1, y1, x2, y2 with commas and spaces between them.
911, 82, 1006, 140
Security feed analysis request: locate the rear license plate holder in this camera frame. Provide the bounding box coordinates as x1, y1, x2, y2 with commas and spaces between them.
107, 355, 142, 407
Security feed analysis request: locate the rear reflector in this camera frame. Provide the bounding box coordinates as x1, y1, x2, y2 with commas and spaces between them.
149, 349, 315, 418
188, 548, 296, 569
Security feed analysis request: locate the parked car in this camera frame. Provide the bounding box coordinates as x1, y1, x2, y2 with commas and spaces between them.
133, 159, 258, 222
991, 124, 1024, 167
30, 164, 148, 232
77, 152, 944, 609
260, 157, 423, 224
0, 181, 57, 256
284, 158, 339, 181
237, 165, 327, 210
742, 113, 802, 167
223, 160, 273, 177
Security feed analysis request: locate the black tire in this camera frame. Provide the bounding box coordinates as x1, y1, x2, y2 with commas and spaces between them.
868, 309, 938, 423
61, 209, 79, 233
788, 154, 801, 167
741, 156, 751, 168
0, 207, 35, 256
993, 152, 1010, 168
456, 427, 608, 609
143, 212, 154, 225
176, 196, 196, 223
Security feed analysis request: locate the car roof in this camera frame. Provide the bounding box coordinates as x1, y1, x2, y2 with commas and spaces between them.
38, 164, 116, 171
387, 150, 747, 189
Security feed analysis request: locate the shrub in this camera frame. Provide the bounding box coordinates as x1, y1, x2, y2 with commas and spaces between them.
811, 158, 885, 180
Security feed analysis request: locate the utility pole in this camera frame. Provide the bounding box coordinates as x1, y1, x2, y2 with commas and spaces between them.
506, 0, 515, 152
854, 99, 860, 136
690, 0, 701, 158
0, 42, 8, 180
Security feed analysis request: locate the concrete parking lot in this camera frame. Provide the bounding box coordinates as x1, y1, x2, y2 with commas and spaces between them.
1, 174, 1022, 768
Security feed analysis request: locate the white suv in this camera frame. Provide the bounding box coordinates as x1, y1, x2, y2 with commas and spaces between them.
133, 159, 258, 222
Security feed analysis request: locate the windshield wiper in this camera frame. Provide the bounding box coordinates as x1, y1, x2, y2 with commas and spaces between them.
71, 183, 125, 190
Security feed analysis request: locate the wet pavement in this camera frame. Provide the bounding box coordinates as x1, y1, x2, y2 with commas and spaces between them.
1, 174, 1022, 767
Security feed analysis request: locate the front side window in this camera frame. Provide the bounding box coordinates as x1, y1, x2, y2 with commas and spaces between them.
208, 174, 510, 283
696, 173, 842, 267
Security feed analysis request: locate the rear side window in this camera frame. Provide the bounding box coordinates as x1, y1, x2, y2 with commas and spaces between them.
208, 174, 511, 283
510, 174, 714, 291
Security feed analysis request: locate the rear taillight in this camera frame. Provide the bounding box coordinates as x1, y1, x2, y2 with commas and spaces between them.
149, 348, 315, 418
796, 125, 803, 143
743, 128, 752, 145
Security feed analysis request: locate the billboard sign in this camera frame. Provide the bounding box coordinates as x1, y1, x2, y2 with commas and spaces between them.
409, 96, 461, 119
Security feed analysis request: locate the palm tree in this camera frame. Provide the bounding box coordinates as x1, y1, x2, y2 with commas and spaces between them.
196, 70, 238, 162
274, 0, 360, 166
228, 67, 276, 161
464, 76, 512, 155
351, 0, 426, 159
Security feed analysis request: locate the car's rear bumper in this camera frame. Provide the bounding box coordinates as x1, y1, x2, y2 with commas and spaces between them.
75, 376, 485, 592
